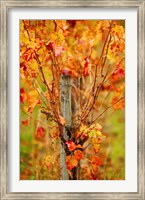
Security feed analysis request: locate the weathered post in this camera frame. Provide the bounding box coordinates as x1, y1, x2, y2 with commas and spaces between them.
60, 75, 72, 180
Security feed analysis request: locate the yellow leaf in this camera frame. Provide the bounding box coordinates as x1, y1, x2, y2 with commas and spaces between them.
96, 131, 102, 136
80, 124, 87, 133
95, 123, 102, 131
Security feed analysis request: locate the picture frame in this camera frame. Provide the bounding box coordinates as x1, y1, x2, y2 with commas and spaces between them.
0, 0, 144, 199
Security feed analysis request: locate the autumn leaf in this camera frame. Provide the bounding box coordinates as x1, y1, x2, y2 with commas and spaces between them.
92, 142, 100, 153
91, 156, 103, 166
20, 62, 27, 71
76, 124, 88, 139
91, 171, 98, 180
65, 140, 76, 151
66, 155, 78, 171
26, 90, 40, 113
92, 137, 102, 145
88, 129, 97, 138
96, 131, 102, 136
95, 123, 102, 131
90, 156, 103, 178
36, 126, 45, 138
81, 132, 88, 139
46, 41, 54, 51
111, 97, 125, 109
21, 119, 29, 126
43, 155, 55, 169
27, 99, 40, 113
53, 45, 65, 57
46, 38, 65, 57
22, 48, 37, 61
20, 20, 125, 180
111, 67, 125, 82
20, 88, 27, 103
82, 57, 90, 76
76, 132, 81, 139
80, 124, 87, 133
74, 150, 82, 161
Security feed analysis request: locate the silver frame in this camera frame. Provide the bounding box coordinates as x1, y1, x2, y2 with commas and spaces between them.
0, 1, 144, 199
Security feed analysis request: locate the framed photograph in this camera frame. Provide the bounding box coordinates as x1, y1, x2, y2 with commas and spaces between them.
0, 0, 144, 199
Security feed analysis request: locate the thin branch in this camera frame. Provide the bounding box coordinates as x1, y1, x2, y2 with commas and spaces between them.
22, 20, 31, 41
92, 22, 112, 92
22, 20, 62, 128
88, 96, 125, 126
80, 70, 109, 123
22, 111, 58, 129
79, 23, 113, 123
104, 57, 125, 84
26, 69, 50, 111
101, 34, 112, 76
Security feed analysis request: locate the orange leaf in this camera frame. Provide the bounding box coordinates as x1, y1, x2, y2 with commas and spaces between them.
65, 140, 76, 151
111, 97, 125, 110
91, 156, 103, 166
66, 155, 78, 171
74, 150, 82, 161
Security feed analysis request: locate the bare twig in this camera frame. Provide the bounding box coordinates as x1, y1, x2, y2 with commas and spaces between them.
22, 111, 58, 129
88, 96, 125, 126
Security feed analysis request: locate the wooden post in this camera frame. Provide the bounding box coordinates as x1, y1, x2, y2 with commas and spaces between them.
60, 75, 72, 180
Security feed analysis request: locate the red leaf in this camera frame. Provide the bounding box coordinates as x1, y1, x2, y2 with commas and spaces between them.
36, 127, 45, 138
82, 57, 90, 76
91, 172, 97, 180
20, 62, 27, 71
81, 132, 88, 139
46, 42, 54, 51
20, 96, 24, 104
111, 67, 125, 81
20, 88, 25, 94
23, 48, 36, 61
84, 57, 89, 67
20, 88, 27, 104
21, 119, 29, 126
37, 99, 40, 105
